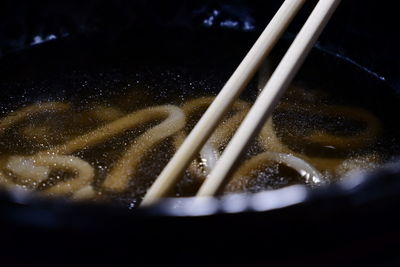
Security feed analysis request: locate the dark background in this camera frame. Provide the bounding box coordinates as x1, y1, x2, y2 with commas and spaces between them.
0, 0, 399, 89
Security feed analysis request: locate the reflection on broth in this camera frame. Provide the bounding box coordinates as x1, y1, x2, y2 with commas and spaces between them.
0, 80, 386, 204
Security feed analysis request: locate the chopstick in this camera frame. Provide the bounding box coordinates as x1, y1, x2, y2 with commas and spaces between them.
141, 0, 341, 206
141, 0, 307, 206
197, 0, 341, 197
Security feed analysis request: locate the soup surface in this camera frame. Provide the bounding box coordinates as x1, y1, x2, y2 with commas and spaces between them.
0, 33, 398, 207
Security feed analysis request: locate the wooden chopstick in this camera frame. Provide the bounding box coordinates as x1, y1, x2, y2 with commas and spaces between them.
141, 0, 307, 206
197, 0, 342, 197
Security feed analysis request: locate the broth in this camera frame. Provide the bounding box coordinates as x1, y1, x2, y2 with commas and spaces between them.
0, 34, 399, 208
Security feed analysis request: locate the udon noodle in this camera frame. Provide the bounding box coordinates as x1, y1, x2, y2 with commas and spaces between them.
0, 79, 383, 202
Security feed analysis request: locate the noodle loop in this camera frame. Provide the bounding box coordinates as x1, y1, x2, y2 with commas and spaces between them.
0, 91, 384, 200
6, 154, 95, 198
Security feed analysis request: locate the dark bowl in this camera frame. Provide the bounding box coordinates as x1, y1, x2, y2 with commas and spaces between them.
0, 1, 400, 266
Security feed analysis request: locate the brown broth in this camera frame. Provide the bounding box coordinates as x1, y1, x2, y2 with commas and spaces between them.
0, 35, 399, 208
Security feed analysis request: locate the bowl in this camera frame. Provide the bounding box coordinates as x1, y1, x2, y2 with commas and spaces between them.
0, 1, 399, 266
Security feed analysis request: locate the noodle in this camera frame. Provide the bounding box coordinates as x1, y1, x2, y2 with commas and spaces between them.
6, 155, 95, 197
259, 117, 345, 172
259, 103, 381, 173
87, 105, 125, 122
44, 105, 184, 155
7, 156, 50, 183
0, 90, 384, 200
276, 102, 381, 150
226, 151, 323, 192
305, 105, 381, 150
102, 105, 186, 192
174, 97, 250, 178
20, 105, 125, 144
1, 104, 186, 194
0, 102, 70, 134
0, 170, 17, 189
